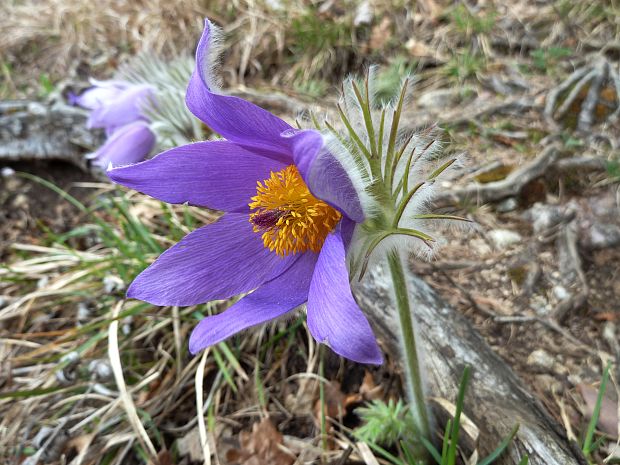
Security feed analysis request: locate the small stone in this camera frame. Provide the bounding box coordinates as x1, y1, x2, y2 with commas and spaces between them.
88, 359, 112, 380
553, 285, 570, 301
56, 351, 80, 384
122, 316, 133, 335
553, 362, 569, 376
603, 322, 616, 340
406, 38, 434, 58
418, 88, 462, 109
527, 349, 555, 371
585, 223, 620, 250
60, 351, 80, 364
12, 193, 29, 209
470, 238, 492, 255
32, 426, 55, 448
526, 203, 562, 235
531, 300, 548, 316
264, 0, 284, 10
27, 102, 47, 115
488, 229, 522, 249
1, 167, 15, 177
103, 275, 124, 293
534, 374, 564, 394
496, 197, 518, 213
77, 302, 91, 323
353, 1, 373, 26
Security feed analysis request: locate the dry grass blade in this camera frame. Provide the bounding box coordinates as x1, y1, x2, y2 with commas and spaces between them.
356, 441, 381, 465
108, 300, 158, 461
195, 348, 212, 465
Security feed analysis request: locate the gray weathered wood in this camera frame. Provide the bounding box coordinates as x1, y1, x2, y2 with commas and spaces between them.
434, 144, 559, 206
354, 263, 587, 465
0, 100, 102, 173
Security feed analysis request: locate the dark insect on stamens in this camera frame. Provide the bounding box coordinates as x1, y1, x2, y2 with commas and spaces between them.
250, 209, 288, 230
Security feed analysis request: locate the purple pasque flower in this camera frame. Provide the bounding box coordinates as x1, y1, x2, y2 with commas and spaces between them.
86, 120, 156, 169
70, 79, 128, 110
72, 79, 157, 167
107, 19, 382, 365
73, 79, 155, 135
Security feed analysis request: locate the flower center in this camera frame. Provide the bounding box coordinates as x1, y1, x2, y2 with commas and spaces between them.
249, 165, 341, 256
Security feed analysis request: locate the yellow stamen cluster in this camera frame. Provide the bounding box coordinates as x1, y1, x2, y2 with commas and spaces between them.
249, 165, 341, 256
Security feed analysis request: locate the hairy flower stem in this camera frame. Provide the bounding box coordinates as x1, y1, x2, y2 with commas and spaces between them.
387, 249, 430, 454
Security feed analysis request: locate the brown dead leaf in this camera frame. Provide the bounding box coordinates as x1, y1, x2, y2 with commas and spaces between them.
579, 383, 619, 438
155, 449, 173, 465
136, 378, 162, 406
65, 433, 95, 465
226, 418, 295, 465
359, 370, 383, 401
593, 312, 620, 321
313, 381, 351, 450
314, 381, 347, 425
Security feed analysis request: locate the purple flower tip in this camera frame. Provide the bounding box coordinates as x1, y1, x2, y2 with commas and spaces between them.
90, 121, 155, 169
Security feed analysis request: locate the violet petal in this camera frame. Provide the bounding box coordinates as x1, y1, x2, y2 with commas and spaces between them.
108, 140, 286, 212
289, 130, 365, 223
127, 213, 295, 306
185, 19, 292, 162
306, 230, 383, 364
189, 251, 318, 354
88, 84, 155, 131
73, 83, 127, 110
88, 121, 155, 169
339, 216, 356, 250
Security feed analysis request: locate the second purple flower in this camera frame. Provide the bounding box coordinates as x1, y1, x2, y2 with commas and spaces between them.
73, 80, 156, 168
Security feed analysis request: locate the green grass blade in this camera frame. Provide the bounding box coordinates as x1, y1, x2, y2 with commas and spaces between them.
448, 366, 471, 465
477, 423, 519, 465
517, 455, 529, 465
217, 342, 242, 376
110, 197, 162, 255
254, 361, 267, 409
17, 173, 129, 255
441, 419, 452, 464
418, 436, 442, 464
582, 361, 611, 455
212, 346, 237, 393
